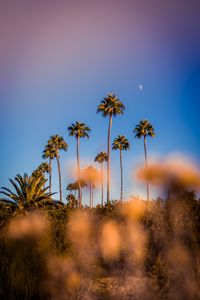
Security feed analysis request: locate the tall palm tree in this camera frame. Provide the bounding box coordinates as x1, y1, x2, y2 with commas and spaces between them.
112, 135, 130, 202
67, 122, 91, 206
97, 93, 125, 203
94, 151, 108, 205
0, 173, 54, 210
48, 135, 68, 202
134, 120, 155, 201
42, 143, 55, 194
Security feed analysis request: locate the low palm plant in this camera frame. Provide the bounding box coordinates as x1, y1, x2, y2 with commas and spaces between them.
0, 173, 54, 210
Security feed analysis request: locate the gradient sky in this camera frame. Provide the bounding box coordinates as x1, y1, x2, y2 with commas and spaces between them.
0, 0, 200, 203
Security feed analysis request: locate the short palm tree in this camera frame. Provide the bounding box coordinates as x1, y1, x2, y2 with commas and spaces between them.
32, 168, 44, 179
39, 162, 51, 174
134, 120, 155, 201
83, 166, 98, 208
66, 194, 78, 208
67, 182, 78, 198
94, 151, 108, 205
33, 162, 51, 182
112, 135, 130, 202
77, 178, 88, 204
0, 173, 54, 209
66, 183, 74, 198
97, 93, 125, 202
42, 143, 55, 194
67, 122, 91, 206
48, 135, 68, 202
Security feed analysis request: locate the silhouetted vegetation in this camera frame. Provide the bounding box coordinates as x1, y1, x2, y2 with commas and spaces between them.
0, 192, 199, 299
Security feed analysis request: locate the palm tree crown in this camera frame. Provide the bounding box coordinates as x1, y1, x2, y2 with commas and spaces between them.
83, 166, 98, 207
66, 180, 87, 192
48, 134, 68, 155
94, 152, 108, 163
134, 120, 155, 139
67, 121, 91, 138
38, 162, 51, 174
112, 135, 130, 151
0, 173, 54, 209
42, 143, 55, 160
97, 93, 125, 117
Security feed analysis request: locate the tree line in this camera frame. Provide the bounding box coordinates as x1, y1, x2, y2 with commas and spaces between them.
0, 93, 155, 208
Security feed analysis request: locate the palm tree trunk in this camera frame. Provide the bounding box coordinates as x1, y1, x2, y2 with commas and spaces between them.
69, 189, 72, 204
92, 186, 94, 208
49, 161, 51, 193
107, 115, 112, 203
89, 183, 92, 208
81, 186, 83, 205
69, 192, 72, 206
43, 173, 46, 189
144, 136, 150, 201
76, 136, 81, 206
101, 163, 103, 205
56, 154, 62, 202
120, 149, 123, 202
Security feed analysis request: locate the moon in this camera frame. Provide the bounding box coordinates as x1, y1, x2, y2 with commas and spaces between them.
138, 84, 143, 91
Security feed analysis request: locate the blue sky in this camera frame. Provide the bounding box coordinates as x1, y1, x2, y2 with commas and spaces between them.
0, 0, 200, 204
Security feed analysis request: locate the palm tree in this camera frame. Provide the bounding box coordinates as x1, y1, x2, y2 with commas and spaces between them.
77, 178, 88, 204
66, 194, 78, 208
67, 122, 91, 206
33, 162, 51, 184
32, 168, 44, 179
97, 93, 125, 202
112, 135, 130, 202
134, 120, 155, 201
83, 166, 98, 208
66, 183, 74, 198
94, 151, 108, 205
0, 173, 54, 210
42, 143, 55, 194
48, 135, 68, 202
67, 182, 78, 198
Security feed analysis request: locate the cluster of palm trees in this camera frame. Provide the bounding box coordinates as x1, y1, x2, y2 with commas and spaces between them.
38, 93, 155, 206
0, 93, 155, 208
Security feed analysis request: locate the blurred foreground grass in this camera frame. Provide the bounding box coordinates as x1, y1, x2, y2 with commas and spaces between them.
0, 192, 200, 300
